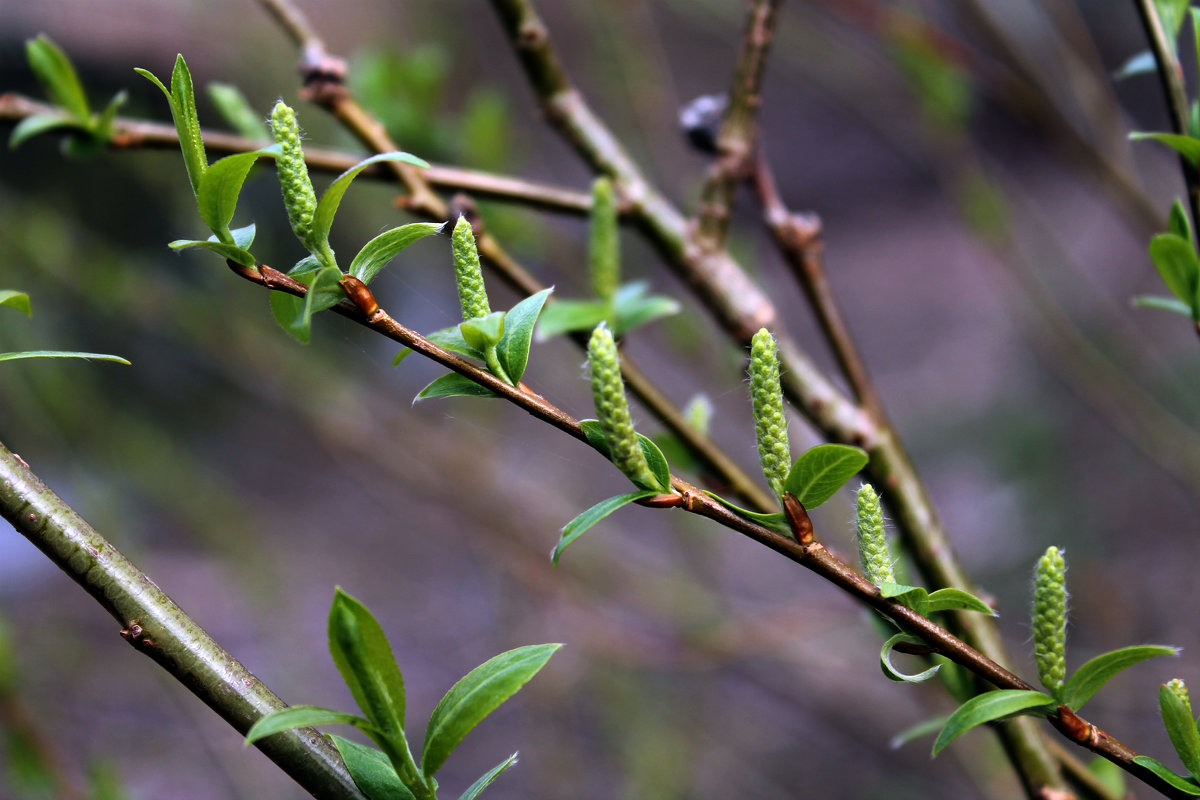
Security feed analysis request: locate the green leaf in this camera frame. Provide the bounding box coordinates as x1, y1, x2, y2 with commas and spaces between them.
269, 291, 307, 341
611, 281, 680, 336
1134, 756, 1200, 794
91, 89, 127, 142
228, 223, 257, 251
423, 325, 484, 361
245, 705, 372, 744
496, 288, 553, 384
195, 145, 280, 241
26, 35, 90, 120
313, 152, 429, 255
924, 588, 995, 616
168, 238, 256, 267
458, 753, 519, 800
207, 82, 271, 141
460, 312, 506, 354
579, 419, 672, 492
329, 735, 419, 800
169, 54, 207, 195
1148, 232, 1200, 303
415, 373, 499, 400
889, 715, 951, 749
0, 351, 129, 365
881, 633, 941, 683
421, 644, 561, 778
1157, 0, 1192, 41
8, 111, 85, 150
553, 490, 659, 564
1133, 295, 1194, 315
0, 291, 32, 316
931, 690, 1056, 756
1170, 198, 1194, 246
703, 491, 790, 536
535, 298, 610, 340
276, 265, 347, 343
1061, 645, 1178, 711
349, 222, 445, 285
783, 444, 870, 509
328, 588, 407, 736
1085, 755, 1126, 796
1131, 132, 1200, 167
1162, 683, 1200, 777
878, 582, 929, 616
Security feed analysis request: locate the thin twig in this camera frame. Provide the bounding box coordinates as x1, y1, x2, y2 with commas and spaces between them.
0, 441, 366, 800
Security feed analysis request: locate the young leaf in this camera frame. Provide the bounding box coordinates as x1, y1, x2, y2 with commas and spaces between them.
931, 690, 1056, 756
1157, 0, 1192, 41
0, 291, 32, 316
1148, 233, 1200, 304
415, 373, 500, 401
421, 644, 562, 778
889, 715, 951, 749
328, 588, 407, 736
496, 288, 553, 384
169, 54, 207, 195
1133, 295, 1194, 316
924, 588, 995, 616
881, 633, 941, 683
195, 145, 280, 241
783, 444, 869, 509
579, 419, 672, 492
312, 152, 430, 256
424, 325, 484, 361
8, 111, 84, 150
703, 491, 790, 536
1170, 198, 1194, 246
611, 281, 680, 336
300, 265, 348, 335
553, 489, 659, 564
458, 752, 519, 800
329, 735, 420, 800
207, 82, 271, 141
0, 351, 130, 365
879, 582, 929, 616
168, 238, 256, 267
1132, 756, 1200, 794
1131, 132, 1200, 167
245, 705, 372, 744
1061, 645, 1178, 711
349, 222, 445, 285
459, 312, 506, 354
1162, 683, 1200, 777
26, 35, 90, 120
535, 299, 610, 340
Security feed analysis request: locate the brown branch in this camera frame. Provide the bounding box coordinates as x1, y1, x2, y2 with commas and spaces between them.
693, 0, 781, 251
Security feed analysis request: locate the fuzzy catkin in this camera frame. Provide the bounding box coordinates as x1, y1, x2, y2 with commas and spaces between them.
589, 177, 619, 303
451, 215, 491, 321
1032, 546, 1067, 697
748, 329, 790, 497
855, 484, 894, 586
588, 325, 658, 490
270, 102, 319, 251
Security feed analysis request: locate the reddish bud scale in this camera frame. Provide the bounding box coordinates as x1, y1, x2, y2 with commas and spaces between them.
340, 275, 378, 316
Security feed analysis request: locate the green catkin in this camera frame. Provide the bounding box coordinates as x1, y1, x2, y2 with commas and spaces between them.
589, 177, 619, 303
1032, 546, 1067, 697
855, 483, 894, 586
1167, 678, 1193, 712
451, 215, 491, 321
748, 328, 790, 497
588, 324, 659, 490
270, 101, 334, 267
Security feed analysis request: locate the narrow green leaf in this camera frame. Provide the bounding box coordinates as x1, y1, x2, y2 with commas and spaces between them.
1162, 683, 1200, 777
8, 111, 84, 150
329, 735, 419, 800
421, 644, 562, 778
535, 299, 610, 340
26, 35, 90, 120
415, 373, 499, 400
196, 145, 280, 240
313, 152, 429, 254
1131, 132, 1200, 167
496, 288, 553, 384
1133, 756, 1200, 794
207, 82, 271, 141
924, 588, 995, 616
1148, 232, 1200, 303
889, 715, 951, 749
1133, 295, 1194, 315
328, 588, 407, 735
245, 706, 371, 744
91, 89, 127, 142
297, 265, 348, 340
611, 282, 680, 336
1061, 646, 1178, 711
0, 351, 129, 364
783, 444, 869, 509
1170, 198, 1194, 246
881, 633, 941, 683
579, 419, 672, 492
703, 491, 790, 535
931, 690, 1055, 756
879, 582, 930, 616
553, 490, 658, 564
349, 222, 444, 285
168, 238, 256, 267
0, 291, 32, 316
458, 753, 519, 800
170, 54, 207, 195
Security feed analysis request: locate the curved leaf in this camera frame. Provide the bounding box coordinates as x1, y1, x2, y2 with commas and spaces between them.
167, 238, 256, 266
313, 152, 429, 252
329, 735, 419, 800
1148, 233, 1200, 304
245, 705, 370, 744
1133, 295, 1193, 316
328, 589, 407, 735
458, 753, 519, 800
924, 588, 995, 616
1062, 645, 1178, 711
196, 145, 279, 239
579, 420, 672, 492
415, 373, 499, 401
1133, 756, 1200, 794
0, 291, 31, 316
496, 288, 553, 384
8, 111, 83, 150
421, 644, 561, 777
535, 299, 610, 340
0, 351, 129, 364
553, 490, 659, 564
612, 282, 680, 336
881, 633, 940, 683
879, 582, 930, 616
1131, 132, 1200, 167
92, 89, 128, 142
783, 444, 869, 509
460, 312, 505, 353
424, 325, 484, 361
169, 54, 207, 195
27, 35, 90, 120
349, 222, 445, 285
703, 491, 790, 535
1170, 198, 1194, 246
932, 690, 1055, 756
889, 715, 951, 749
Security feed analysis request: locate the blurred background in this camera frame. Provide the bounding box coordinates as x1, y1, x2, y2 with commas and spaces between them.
0, 0, 1197, 798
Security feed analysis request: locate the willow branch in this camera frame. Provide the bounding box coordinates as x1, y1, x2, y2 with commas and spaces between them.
693, 0, 781, 250
0, 441, 365, 800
